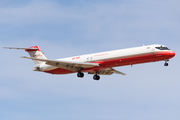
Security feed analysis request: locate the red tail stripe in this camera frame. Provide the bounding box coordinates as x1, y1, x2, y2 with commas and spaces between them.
25, 46, 41, 52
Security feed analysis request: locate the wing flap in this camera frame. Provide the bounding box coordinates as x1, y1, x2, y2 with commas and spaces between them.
88, 68, 126, 75
110, 68, 126, 75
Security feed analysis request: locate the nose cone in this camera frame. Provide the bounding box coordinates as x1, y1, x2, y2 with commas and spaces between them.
166, 51, 175, 58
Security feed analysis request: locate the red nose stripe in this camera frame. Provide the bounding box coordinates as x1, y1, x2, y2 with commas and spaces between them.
165, 51, 175, 57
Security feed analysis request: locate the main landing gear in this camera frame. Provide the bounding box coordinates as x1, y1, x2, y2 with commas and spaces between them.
93, 75, 100, 80
77, 72, 84, 78
164, 60, 169, 66
93, 73, 100, 81
77, 72, 100, 80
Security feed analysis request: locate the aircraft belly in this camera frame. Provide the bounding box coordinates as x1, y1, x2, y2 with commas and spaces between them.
43, 68, 74, 74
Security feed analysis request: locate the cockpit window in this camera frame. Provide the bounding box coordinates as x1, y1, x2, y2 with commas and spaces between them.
155, 46, 170, 50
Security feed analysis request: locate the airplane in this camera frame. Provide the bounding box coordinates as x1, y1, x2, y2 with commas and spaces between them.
4, 44, 175, 80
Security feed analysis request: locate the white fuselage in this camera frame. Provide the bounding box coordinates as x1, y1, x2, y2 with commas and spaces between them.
38, 44, 174, 73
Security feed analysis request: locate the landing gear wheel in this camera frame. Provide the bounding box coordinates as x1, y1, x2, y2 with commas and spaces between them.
77, 72, 84, 78
164, 63, 168, 66
93, 75, 100, 80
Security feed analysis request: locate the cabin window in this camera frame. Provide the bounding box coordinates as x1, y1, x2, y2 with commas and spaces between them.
155, 46, 170, 50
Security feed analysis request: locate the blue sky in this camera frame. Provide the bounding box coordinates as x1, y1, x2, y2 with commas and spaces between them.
0, 0, 180, 120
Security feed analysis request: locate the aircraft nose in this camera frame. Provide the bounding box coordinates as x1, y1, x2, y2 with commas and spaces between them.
166, 51, 175, 58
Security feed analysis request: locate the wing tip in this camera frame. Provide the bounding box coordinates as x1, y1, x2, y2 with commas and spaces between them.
3, 47, 11, 49
21, 56, 27, 58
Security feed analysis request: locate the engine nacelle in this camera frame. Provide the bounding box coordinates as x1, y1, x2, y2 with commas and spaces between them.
33, 66, 41, 71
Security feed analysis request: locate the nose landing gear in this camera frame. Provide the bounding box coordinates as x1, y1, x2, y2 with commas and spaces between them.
164, 60, 169, 66
164, 63, 168, 66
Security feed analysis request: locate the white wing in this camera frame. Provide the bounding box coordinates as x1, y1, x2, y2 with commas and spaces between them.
21, 56, 99, 72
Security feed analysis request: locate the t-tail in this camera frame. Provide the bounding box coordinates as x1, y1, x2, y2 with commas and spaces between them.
25, 46, 47, 65
3, 46, 47, 65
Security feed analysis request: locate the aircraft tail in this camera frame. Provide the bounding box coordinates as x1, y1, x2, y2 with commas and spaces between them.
25, 46, 47, 65
3, 46, 47, 65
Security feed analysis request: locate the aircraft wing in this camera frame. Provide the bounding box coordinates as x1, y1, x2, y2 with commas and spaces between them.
88, 68, 126, 75
21, 56, 99, 72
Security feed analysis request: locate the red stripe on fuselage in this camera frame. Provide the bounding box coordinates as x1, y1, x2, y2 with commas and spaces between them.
43, 51, 175, 74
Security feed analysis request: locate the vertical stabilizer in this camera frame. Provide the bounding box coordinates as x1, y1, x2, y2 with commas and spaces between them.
25, 46, 47, 65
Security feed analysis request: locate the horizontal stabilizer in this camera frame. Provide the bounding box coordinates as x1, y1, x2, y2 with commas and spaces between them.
3, 47, 38, 50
